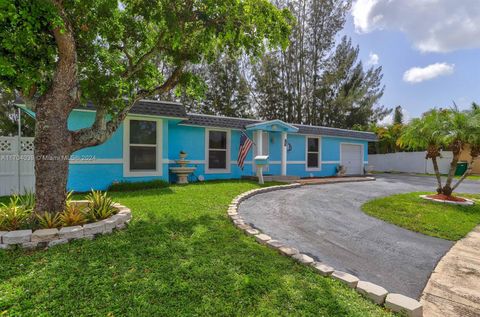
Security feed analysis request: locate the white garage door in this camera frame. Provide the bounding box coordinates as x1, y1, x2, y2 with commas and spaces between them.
341, 144, 363, 175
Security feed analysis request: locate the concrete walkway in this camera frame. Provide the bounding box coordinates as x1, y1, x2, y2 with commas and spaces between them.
421, 225, 480, 316
239, 174, 479, 299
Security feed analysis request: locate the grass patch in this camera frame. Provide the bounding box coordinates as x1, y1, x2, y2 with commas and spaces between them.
362, 192, 480, 240
108, 179, 170, 192
0, 181, 393, 316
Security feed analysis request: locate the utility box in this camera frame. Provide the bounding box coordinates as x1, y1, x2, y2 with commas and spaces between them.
455, 161, 468, 176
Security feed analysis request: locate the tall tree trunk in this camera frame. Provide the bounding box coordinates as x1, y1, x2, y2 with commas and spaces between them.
430, 156, 443, 194
34, 99, 72, 213
33, 0, 78, 214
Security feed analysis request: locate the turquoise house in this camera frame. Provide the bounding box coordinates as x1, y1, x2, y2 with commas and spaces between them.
19, 100, 376, 191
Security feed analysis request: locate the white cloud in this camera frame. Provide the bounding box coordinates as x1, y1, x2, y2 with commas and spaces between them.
403, 63, 454, 83
367, 52, 379, 65
352, 0, 480, 53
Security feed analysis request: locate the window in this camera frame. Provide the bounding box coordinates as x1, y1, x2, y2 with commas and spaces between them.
124, 118, 162, 177
206, 129, 230, 173
306, 137, 321, 170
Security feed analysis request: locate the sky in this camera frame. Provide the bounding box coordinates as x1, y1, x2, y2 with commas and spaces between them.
344, 0, 480, 124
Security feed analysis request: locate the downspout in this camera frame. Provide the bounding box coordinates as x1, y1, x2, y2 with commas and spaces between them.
17, 107, 21, 194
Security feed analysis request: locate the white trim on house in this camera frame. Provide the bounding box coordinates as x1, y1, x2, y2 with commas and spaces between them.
305, 135, 322, 171
123, 117, 163, 177
287, 161, 307, 164
205, 127, 231, 174
340, 142, 365, 175
323, 161, 341, 164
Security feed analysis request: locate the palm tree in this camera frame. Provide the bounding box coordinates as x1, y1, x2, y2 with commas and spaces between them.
397, 109, 449, 194
451, 108, 480, 191
398, 108, 480, 196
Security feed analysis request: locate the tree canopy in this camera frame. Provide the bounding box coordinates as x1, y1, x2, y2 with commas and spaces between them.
0, 0, 292, 142
0, 0, 293, 213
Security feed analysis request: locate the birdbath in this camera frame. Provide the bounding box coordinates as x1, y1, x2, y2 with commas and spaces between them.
169, 153, 196, 184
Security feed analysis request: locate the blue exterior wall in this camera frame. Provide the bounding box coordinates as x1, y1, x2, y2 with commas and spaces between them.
66, 110, 370, 191
67, 110, 171, 191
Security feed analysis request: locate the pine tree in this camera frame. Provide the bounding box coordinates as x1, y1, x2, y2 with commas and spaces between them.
393, 105, 403, 125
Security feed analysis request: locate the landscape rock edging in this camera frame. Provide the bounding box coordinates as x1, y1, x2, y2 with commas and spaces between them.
227, 183, 423, 317
0, 201, 131, 250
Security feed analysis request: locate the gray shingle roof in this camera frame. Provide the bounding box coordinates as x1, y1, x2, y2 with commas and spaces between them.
180, 114, 377, 141
79, 99, 188, 119
16, 97, 376, 140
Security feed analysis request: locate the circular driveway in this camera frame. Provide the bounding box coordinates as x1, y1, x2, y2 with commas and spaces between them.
239, 174, 479, 299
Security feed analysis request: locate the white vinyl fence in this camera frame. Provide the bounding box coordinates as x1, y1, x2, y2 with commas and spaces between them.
368, 151, 453, 174
0, 136, 35, 196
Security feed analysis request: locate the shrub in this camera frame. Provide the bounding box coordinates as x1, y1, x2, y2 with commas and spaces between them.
85, 190, 116, 221
0, 196, 32, 231
35, 212, 62, 229
108, 180, 169, 192
60, 203, 87, 226
18, 191, 35, 210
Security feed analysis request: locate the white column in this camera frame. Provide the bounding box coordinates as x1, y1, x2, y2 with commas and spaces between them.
281, 132, 287, 176
255, 131, 263, 156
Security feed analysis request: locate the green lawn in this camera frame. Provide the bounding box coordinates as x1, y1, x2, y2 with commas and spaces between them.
362, 192, 480, 241
0, 181, 393, 316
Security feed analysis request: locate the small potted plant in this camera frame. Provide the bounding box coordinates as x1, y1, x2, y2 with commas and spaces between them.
179, 151, 187, 160
336, 164, 346, 177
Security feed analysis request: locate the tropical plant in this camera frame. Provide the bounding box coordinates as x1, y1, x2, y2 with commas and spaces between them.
65, 190, 74, 207
398, 109, 450, 194
85, 190, 116, 221
398, 108, 480, 196
0, 196, 32, 231
59, 203, 87, 227
451, 107, 480, 192
35, 212, 62, 229
372, 123, 405, 154
18, 191, 36, 210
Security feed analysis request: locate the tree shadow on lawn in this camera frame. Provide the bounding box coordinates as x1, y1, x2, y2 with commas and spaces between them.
0, 212, 391, 316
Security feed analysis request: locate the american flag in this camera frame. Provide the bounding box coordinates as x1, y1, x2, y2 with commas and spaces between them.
237, 131, 253, 170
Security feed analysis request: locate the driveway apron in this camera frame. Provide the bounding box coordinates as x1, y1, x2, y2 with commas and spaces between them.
239, 174, 479, 298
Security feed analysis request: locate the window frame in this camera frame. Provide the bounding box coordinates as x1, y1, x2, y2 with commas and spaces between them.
123, 117, 163, 177
205, 128, 231, 174
305, 135, 322, 171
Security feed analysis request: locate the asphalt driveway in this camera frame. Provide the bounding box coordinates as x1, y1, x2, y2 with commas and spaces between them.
239, 174, 479, 299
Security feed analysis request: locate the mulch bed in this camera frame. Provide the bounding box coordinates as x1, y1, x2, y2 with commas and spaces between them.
426, 194, 468, 202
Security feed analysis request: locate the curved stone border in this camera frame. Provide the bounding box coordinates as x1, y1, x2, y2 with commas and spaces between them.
0, 201, 131, 250
228, 184, 423, 317
419, 194, 474, 206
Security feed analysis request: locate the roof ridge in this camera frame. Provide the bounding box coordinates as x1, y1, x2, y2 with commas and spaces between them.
187, 113, 260, 121
293, 123, 375, 135
139, 99, 183, 106
187, 113, 374, 135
